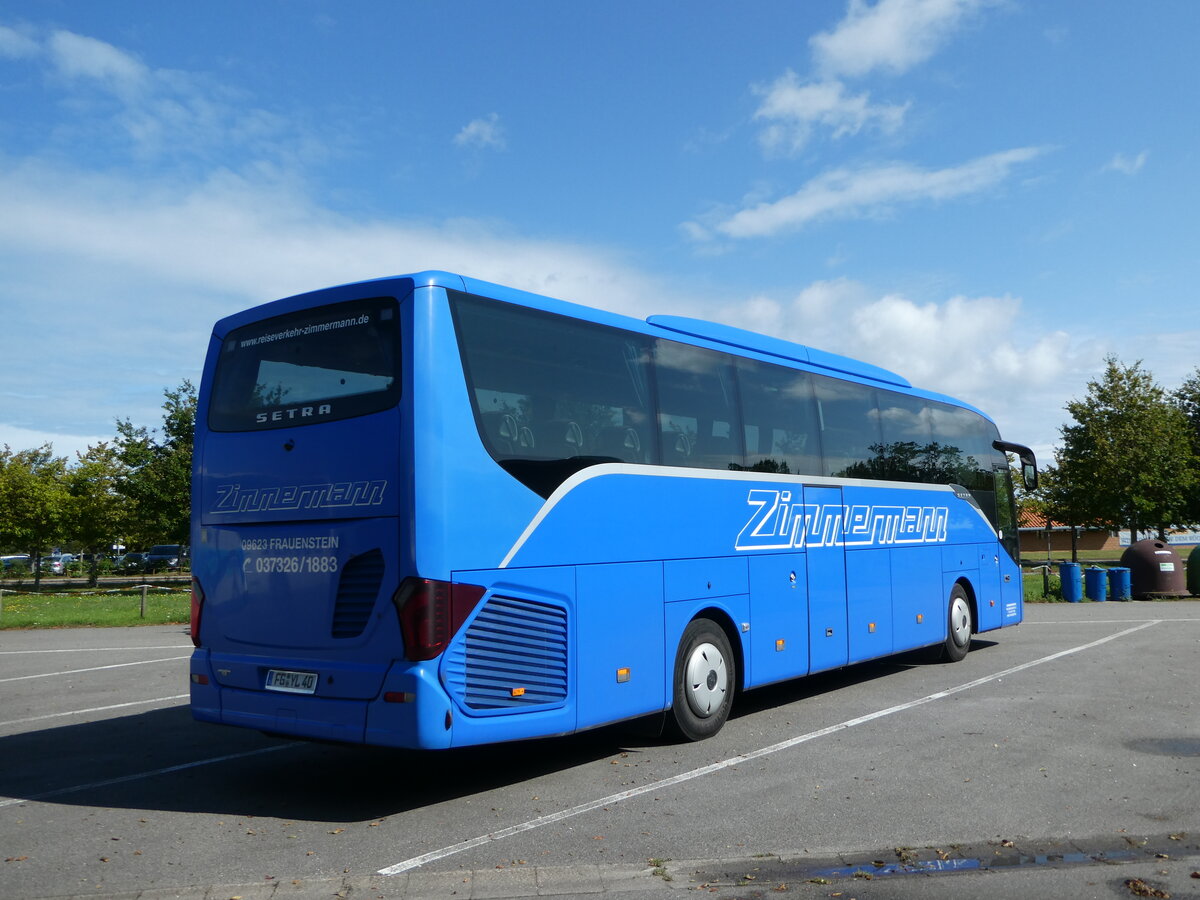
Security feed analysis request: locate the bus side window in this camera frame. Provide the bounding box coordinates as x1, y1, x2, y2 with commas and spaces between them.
813, 375, 882, 479
928, 401, 997, 492
736, 358, 821, 476
876, 393, 935, 482
653, 340, 744, 470
452, 292, 656, 492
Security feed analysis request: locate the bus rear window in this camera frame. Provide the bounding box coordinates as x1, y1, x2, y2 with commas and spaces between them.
208, 297, 400, 432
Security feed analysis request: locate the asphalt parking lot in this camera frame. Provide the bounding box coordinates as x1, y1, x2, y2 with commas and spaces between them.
1, 601, 1198, 899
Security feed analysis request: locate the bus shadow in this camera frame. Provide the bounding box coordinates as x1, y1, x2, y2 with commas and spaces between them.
0, 640, 998, 822
0, 707, 635, 822
729, 637, 999, 720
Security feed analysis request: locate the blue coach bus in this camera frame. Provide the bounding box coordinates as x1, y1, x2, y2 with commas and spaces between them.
189, 271, 1037, 748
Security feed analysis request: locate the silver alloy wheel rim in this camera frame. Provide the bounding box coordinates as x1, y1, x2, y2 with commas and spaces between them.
949, 595, 972, 648
685, 641, 727, 718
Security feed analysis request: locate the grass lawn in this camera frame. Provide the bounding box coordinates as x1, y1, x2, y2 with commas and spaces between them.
1022, 549, 1127, 564
0, 588, 189, 628
1023, 570, 1065, 603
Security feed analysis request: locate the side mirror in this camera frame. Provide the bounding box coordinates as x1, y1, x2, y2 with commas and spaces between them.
994, 440, 1038, 491
1022, 462, 1038, 491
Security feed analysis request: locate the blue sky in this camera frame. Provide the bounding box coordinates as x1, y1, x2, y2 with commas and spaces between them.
1, 0, 1197, 465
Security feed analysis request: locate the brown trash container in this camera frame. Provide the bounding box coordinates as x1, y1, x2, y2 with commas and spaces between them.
1119, 539, 1187, 599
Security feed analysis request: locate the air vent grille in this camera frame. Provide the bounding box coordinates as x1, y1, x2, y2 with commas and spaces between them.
444, 596, 568, 710
331, 549, 384, 638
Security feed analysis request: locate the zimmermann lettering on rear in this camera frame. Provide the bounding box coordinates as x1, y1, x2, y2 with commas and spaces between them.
212, 480, 387, 514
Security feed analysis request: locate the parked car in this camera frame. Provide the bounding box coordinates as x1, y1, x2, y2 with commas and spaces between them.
117, 552, 149, 573
1, 555, 31, 573
145, 545, 186, 573
40, 554, 75, 575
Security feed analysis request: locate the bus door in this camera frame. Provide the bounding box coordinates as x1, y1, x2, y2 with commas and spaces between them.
992, 465, 1023, 626
805, 485, 849, 673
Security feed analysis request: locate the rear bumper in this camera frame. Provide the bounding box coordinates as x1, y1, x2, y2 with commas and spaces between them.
189, 651, 453, 749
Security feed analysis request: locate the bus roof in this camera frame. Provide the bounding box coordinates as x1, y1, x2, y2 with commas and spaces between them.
217, 269, 989, 420
646, 315, 911, 388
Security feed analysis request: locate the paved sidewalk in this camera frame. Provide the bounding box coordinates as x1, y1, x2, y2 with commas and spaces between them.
42, 832, 1200, 899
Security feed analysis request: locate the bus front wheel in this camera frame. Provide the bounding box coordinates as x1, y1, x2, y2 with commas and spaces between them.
670, 618, 735, 741
930, 584, 973, 663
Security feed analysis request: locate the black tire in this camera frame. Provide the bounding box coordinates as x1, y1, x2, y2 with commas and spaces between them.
929, 583, 973, 663
670, 618, 735, 741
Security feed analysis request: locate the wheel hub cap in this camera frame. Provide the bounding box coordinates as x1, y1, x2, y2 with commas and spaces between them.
685, 642, 727, 718
950, 595, 971, 647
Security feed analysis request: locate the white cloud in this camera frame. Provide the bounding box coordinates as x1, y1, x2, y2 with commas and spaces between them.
1104, 150, 1148, 175
699, 147, 1043, 239
0, 152, 1148, 468
754, 71, 909, 155
0, 425, 110, 464
811, 0, 990, 79
47, 29, 149, 98
705, 279, 1088, 457
0, 160, 682, 451
2, 27, 318, 167
0, 162, 668, 311
454, 113, 507, 151
0, 24, 40, 58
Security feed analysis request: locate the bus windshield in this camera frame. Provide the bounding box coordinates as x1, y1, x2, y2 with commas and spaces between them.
208, 296, 399, 432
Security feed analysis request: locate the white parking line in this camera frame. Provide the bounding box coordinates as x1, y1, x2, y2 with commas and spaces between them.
0, 694, 190, 729
0, 745, 293, 809
0, 645, 192, 655
377, 619, 1160, 876
1032, 617, 1200, 624
0, 656, 190, 684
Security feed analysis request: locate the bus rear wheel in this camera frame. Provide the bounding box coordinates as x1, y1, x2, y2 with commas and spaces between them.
929, 584, 973, 663
670, 618, 734, 741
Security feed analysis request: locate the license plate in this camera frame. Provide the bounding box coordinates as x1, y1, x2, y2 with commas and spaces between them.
264, 669, 318, 694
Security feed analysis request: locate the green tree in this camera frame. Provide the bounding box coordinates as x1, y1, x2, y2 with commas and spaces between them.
1029, 463, 1091, 562
66, 442, 128, 586
115, 380, 196, 548
1055, 357, 1197, 542
1173, 367, 1200, 526
0, 443, 69, 589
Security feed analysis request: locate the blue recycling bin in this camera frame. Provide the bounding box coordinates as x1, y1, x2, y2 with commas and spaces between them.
1084, 566, 1107, 601
1108, 567, 1131, 601
1060, 562, 1082, 603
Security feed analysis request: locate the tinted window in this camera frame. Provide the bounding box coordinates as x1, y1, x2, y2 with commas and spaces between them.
813, 375, 883, 478
451, 290, 1004, 500
928, 401, 997, 491
209, 297, 399, 432
874, 393, 941, 482
736, 358, 821, 475
452, 293, 654, 496
929, 399, 1002, 525
654, 341, 743, 470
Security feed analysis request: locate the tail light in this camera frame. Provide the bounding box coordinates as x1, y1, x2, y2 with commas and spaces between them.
393, 578, 485, 661
190, 577, 205, 647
